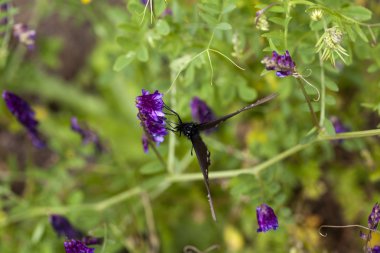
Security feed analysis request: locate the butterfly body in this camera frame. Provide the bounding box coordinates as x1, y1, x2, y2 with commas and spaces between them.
169, 93, 278, 221
175, 122, 199, 139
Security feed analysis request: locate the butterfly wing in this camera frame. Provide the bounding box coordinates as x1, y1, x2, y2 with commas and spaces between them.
197, 93, 278, 131
190, 133, 216, 221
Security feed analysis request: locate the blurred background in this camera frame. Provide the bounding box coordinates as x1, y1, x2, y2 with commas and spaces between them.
1, 0, 380, 252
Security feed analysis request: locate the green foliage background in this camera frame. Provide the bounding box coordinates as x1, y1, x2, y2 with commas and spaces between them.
1, 0, 380, 252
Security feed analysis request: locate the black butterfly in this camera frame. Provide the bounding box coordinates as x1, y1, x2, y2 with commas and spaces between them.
165, 93, 278, 221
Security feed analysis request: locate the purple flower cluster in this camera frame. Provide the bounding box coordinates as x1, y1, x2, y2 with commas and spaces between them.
71, 117, 103, 152
261, 50, 296, 77
368, 203, 380, 230
64, 239, 95, 253
190, 97, 215, 124
13, 23, 36, 50
50, 215, 103, 246
136, 89, 167, 153
0, 3, 9, 26
256, 203, 279, 232
2, 90, 45, 148
190, 96, 216, 134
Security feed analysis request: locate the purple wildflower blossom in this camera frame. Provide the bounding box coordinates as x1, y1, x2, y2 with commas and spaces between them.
64, 240, 95, 253
0, 3, 9, 26
71, 117, 103, 152
142, 135, 149, 153
371, 246, 380, 253
136, 89, 167, 153
162, 8, 173, 17
368, 203, 380, 230
2, 90, 45, 148
13, 23, 36, 50
190, 97, 216, 134
330, 116, 348, 144
141, 0, 148, 4
50, 215, 84, 239
330, 116, 348, 134
256, 203, 279, 232
261, 50, 296, 77
50, 215, 103, 245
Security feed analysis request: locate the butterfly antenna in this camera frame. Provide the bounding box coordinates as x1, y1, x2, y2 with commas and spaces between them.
164, 104, 182, 124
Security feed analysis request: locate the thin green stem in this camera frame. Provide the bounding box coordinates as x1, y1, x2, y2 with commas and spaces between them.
93, 187, 142, 211
316, 21, 327, 128
149, 141, 167, 167
296, 78, 320, 131
141, 192, 160, 252
169, 142, 313, 182
4, 129, 380, 227
284, 0, 290, 49
167, 86, 177, 174
166, 50, 206, 93
206, 50, 214, 85
208, 48, 245, 70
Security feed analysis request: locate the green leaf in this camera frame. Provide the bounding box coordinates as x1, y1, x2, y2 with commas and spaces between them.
139, 161, 164, 175
222, 4, 236, 14
323, 118, 336, 135
31, 222, 45, 244
268, 17, 285, 26
310, 20, 324, 31
341, 6, 372, 21
199, 11, 218, 26
325, 79, 339, 92
237, 81, 257, 102
113, 52, 136, 72
154, 0, 167, 15
137, 45, 149, 62
353, 23, 368, 43
214, 22, 232, 30
325, 95, 336, 105
268, 6, 285, 13
156, 19, 170, 35
198, 3, 220, 15
367, 64, 379, 73
345, 24, 356, 42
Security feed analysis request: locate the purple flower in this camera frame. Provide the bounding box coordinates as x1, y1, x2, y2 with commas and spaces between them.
50, 215, 103, 245
64, 240, 95, 253
256, 203, 279, 232
13, 23, 36, 50
190, 97, 216, 134
0, 3, 9, 26
371, 246, 380, 253
142, 135, 149, 153
2, 90, 45, 148
71, 117, 103, 152
162, 8, 173, 17
261, 50, 296, 77
330, 116, 348, 134
330, 116, 348, 144
50, 215, 84, 240
141, 0, 148, 4
136, 89, 167, 153
368, 203, 380, 229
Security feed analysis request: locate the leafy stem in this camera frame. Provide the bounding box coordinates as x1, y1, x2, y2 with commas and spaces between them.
296, 78, 320, 131
4, 129, 380, 227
